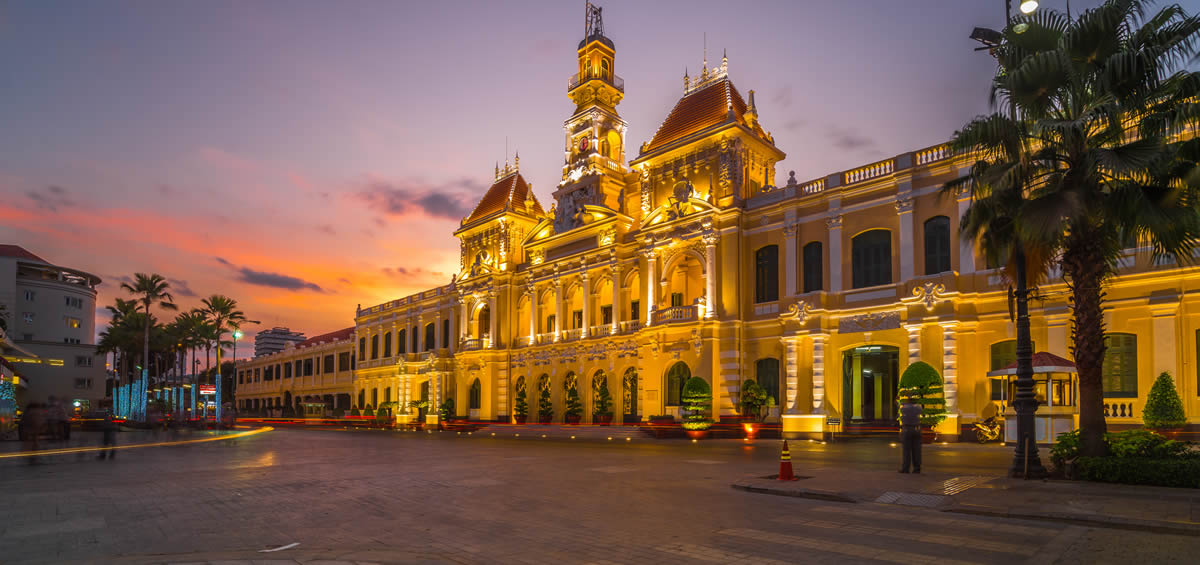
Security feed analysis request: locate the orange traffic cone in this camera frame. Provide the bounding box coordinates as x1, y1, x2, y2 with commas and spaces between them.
778, 439, 796, 481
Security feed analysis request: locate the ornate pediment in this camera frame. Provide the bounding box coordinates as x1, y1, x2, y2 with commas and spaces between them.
838, 311, 901, 334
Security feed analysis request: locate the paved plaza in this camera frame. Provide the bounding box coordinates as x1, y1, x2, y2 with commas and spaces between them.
1, 428, 1198, 564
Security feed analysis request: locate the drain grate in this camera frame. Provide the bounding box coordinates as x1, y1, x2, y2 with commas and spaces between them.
874, 491, 953, 508
922, 475, 998, 495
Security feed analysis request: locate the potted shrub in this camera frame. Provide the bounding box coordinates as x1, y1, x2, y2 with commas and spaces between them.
513, 387, 529, 424
594, 379, 614, 425
740, 379, 768, 421
564, 386, 583, 424
898, 361, 947, 443
439, 398, 455, 422
537, 385, 554, 424
681, 376, 713, 439
1143, 371, 1187, 439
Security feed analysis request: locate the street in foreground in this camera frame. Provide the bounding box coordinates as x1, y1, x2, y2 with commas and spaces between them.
1, 429, 1197, 564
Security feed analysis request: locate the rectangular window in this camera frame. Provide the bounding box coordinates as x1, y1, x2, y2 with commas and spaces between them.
546, 314, 556, 333
73, 378, 92, 389
359, 337, 366, 359
755, 245, 779, 303
572, 310, 583, 329
370, 335, 379, 359
63, 337, 80, 344
803, 242, 823, 293
383, 332, 392, 358
23, 312, 34, 324
284, 363, 292, 378
254, 368, 261, 382
238, 371, 244, 385
64, 296, 82, 309
75, 355, 92, 367
324, 354, 335, 373
443, 319, 451, 351
23, 290, 35, 301
630, 300, 640, 322
338, 352, 351, 371
601, 305, 613, 325
295, 360, 303, 378
671, 293, 683, 307
65, 316, 81, 329
1102, 333, 1138, 398
304, 359, 314, 377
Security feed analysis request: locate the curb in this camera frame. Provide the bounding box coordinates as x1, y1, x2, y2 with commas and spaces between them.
730, 481, 857, 504
947, 506, 1200, 537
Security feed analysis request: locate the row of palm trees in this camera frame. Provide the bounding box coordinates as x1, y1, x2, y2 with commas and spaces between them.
98, 273, 251, 421
951, 0, 1200, 457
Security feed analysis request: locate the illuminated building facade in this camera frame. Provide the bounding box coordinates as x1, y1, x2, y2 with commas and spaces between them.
235, 327, 355, 416
0, 245, 105, 412
344, 6, 1197, 439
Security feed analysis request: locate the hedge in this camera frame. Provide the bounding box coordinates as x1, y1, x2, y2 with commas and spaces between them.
1074, 456, 1200, 488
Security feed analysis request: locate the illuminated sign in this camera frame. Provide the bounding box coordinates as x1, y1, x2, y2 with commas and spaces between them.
198, 384, 216, 396
1, 356, 64, 366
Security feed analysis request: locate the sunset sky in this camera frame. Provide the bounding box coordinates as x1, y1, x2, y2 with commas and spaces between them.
0, 0, 1102, 357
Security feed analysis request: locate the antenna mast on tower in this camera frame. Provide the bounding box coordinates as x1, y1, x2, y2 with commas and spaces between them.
585, 1, 603, 39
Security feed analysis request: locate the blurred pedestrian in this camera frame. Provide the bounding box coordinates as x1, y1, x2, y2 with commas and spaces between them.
21, 402, 45, 463
898, 392, 923, 474
98, 412, 117, 460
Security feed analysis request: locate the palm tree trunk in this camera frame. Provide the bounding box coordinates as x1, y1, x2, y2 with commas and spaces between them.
142, 307, 150, 422
1063, 232, 1110, 458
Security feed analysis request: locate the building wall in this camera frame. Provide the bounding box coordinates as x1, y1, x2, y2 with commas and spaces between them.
235, 337, 354, 415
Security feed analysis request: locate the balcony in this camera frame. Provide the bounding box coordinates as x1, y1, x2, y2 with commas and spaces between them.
651, 305, 698, 325
568, 71, 624, 93
589, 325, 611, 338
536, 332, 555, 345
515, 336, 532, 348
461, 338, 485, 352
620, 320, 642, 333
562, 328, 583, 341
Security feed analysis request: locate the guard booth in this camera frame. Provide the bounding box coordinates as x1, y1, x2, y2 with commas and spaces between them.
302, 402, 326, 418
986, 351, 1078, 445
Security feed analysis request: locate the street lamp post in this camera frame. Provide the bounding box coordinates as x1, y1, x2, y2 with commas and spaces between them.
229, 329, 243, 422
972, 0, 1046, 479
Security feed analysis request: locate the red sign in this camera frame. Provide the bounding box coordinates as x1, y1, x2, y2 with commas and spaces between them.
198, 384, 216, 396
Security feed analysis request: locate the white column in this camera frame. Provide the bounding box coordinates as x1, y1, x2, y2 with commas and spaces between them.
703, 232, 718, 319
784, 336, 799, 414
581, 271, 591, 338
610, 265, 621, 333
896, 196, 915, 282
554, 278, 564, 340
905, 324, 923, 366
488, 293, 498, 348
956, 188, 976, 274
528, 285, 538, 342
783, 222, 798, 296
941, 322, 958, 412
811, 333, 827, 414
826, 216, 843, 291
643, 250, 657, 325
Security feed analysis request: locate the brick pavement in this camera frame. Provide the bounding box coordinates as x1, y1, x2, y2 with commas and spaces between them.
1, 429, 1197, 564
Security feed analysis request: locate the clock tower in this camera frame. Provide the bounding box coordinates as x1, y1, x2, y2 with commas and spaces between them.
553, 1, 629, 233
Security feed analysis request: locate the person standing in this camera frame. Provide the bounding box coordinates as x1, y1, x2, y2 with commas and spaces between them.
899, 393, 923, 474
98, 412, 117, 460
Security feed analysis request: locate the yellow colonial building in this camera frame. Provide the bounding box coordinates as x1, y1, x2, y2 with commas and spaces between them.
338, 7, 1200, 440
235, 327, 356, 417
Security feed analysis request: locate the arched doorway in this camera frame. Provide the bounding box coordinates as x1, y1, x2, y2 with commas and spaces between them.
537, 374, 552, 423
622, 367, 638, 422
665, 362, 690, 407
842, 345, 900, 424
591, 370, 608, 423
563, 372, 579, 422
419, 380, 430, 421
468, 378, 481, 419
513, 376, 527, 420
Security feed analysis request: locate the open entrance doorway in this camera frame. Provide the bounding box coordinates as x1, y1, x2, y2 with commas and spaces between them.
842, 345, 900, 425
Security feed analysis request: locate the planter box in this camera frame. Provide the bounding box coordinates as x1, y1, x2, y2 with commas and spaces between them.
565, 414, 582, 425
513, 415, 528, 424
595, 414, 613, 426
538, 415, 553, 424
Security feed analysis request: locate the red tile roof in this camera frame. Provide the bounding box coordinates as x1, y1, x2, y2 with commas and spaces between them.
463, 172, 545, 225
297, 327, 355, 348
0, 245, 47, 263
641, 77, 769, 155
988, 352, 1078, 376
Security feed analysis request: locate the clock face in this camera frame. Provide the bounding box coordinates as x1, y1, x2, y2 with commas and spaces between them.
578, 137, 589, 152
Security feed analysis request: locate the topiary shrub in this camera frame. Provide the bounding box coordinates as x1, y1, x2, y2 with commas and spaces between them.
514, 387, 529, 419
537, 385, 554, 421
563, 386, 582, 420
376, 407, 390, 420
740, 379, 768, 420
1143, 372, 1187, 430
594, 379, 613, 417
439, 398, 455, 421
898, 361, 947, 427
681, 376, 712, 431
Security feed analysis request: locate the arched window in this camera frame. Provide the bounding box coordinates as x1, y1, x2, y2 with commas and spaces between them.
398, 329, 407, 354
622, 367, 638, 416
384, 388, 391, 403
755, 245, 779, 303
382, 332, 392, 358
370, 335, 379, 359
424, 323, 436, 351
469, 378, 481, 410
755, 358, 781, 404
601, 58, 610, 80
924, 216, 952, 275
852, 229, 892, 289
803, 241, 823, 293
1103, 333, 1138, 397
665, 362, 691, 406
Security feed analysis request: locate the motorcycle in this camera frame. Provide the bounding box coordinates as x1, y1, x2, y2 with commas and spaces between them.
974, 416, 1002, 443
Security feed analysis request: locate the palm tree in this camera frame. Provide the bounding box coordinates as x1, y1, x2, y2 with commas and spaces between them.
966, 1, 1200, 456
199, 295, 248, 424
99, 298, 142, 417
121, 274, 177, 420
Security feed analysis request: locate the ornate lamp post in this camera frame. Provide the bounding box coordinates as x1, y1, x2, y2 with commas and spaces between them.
971, 0, 1047, 479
